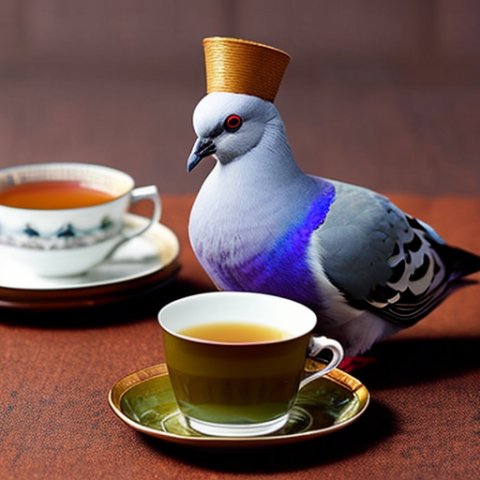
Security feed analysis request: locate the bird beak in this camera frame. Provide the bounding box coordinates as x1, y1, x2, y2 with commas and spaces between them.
187, 137, 217, 172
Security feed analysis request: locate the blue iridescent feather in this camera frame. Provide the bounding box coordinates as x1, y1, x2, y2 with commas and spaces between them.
215, 182, 336, 305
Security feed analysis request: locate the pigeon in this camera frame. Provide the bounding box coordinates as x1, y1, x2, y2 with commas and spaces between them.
187, 39, 480, 357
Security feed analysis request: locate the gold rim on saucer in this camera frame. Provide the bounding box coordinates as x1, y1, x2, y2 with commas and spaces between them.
108, 361, 370, 448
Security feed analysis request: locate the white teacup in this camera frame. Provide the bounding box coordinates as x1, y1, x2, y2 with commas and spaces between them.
0, 162, 161, 277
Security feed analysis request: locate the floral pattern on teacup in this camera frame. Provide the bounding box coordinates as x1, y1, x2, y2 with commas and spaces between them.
0, 215, 122, 250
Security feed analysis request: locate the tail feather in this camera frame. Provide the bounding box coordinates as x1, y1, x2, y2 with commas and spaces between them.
436, 244, 480, 280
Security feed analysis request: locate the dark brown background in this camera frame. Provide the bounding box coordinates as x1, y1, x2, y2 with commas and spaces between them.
0, 0, 478, 195
0, 2, 479, 480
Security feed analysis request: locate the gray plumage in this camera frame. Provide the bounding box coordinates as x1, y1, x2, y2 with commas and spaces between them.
188, 92, 480, 356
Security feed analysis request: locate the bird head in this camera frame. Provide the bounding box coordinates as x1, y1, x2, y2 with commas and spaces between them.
187, 92, 280, 171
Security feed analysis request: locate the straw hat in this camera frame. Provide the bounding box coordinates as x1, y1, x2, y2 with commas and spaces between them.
203, 37, 290, 102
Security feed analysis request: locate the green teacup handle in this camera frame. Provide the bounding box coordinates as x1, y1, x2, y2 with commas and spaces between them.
299, 336, 344, 389
106, 185, 161, 258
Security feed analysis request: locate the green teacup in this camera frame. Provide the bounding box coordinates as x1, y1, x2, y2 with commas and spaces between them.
158, 291, 344, 437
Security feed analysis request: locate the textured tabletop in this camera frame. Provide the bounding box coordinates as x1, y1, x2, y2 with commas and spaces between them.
0, 194, 479, 480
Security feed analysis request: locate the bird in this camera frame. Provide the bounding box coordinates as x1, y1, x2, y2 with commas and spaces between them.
187, 38, 480, 357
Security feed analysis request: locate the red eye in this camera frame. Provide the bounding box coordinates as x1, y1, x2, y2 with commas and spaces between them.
224, 114, 243, 133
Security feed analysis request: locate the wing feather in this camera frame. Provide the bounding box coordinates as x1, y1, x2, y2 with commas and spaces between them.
313, 181, 450, 327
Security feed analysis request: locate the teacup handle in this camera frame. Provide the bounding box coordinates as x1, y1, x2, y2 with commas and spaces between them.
105, 185, 161, 258
124, 185, 162, 240
299, 336, 344, 389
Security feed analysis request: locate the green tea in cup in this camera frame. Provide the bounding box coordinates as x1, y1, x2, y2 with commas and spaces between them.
158, 291, 344, 437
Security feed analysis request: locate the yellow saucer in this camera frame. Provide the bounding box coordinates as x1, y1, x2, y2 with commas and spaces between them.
108, 361, 370, 448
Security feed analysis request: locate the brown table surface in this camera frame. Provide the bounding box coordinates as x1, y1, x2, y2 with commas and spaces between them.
1, 194, 479, 480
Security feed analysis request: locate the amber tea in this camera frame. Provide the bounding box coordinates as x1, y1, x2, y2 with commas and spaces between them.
0, 180, 116, 209
0, 162, 161, 277
179, 321, 288, 343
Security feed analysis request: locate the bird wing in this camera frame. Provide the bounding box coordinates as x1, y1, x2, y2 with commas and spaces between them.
313, 180, 449, 327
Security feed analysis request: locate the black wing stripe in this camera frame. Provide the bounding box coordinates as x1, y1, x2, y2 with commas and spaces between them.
409, 254, 430, 281
366, 281, 451, 327
404, 233, 423, 253
389, 259, 406, 283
